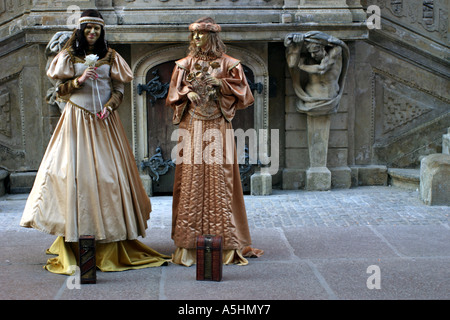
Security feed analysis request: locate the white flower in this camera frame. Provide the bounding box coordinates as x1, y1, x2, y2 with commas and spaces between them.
84, 54, 99, 67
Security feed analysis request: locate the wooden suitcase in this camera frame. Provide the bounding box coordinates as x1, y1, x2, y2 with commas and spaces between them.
79, 235, 96, 284
196, 235, 222, 282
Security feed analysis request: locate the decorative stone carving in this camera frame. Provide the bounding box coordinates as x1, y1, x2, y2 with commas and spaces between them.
285, 31, 350, 190
382, 86, 432, 134
0, 91, 11, 137
374, 0, 448, 41
284, 31, 349, 117
391, 0, 403, 16
45, 31, 72, 112
422, 0, 434, 26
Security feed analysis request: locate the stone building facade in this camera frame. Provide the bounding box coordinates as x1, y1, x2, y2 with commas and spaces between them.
0, 0, 448, 196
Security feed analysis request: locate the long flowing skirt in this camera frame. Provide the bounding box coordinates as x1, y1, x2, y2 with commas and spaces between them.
45, 237, 168, 274
171, 113, 263, 266
20, 103, 169, 271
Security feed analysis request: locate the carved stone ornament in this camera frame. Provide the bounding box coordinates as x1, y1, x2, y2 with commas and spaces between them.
391, 0, 403, 16
45, 31, 73, 112
284, 31, 349, 116
0, 92, 11, 137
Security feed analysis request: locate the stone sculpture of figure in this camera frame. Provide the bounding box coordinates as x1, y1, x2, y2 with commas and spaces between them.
45, 31, 73, 112
284, 31, 349, 116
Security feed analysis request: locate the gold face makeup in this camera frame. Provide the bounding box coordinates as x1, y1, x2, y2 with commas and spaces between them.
192, 31, 208, 49
84, 23, 102, 46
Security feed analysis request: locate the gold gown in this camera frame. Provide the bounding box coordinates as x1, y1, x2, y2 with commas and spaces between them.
20, 48, 169, 273
166, 53, 263, 266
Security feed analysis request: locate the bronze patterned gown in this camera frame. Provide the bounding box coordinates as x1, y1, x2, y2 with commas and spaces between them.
166, 53, 259, 266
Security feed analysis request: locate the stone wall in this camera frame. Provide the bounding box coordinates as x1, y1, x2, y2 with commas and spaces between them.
0, 0, 448, 194
358, 0, 449, 168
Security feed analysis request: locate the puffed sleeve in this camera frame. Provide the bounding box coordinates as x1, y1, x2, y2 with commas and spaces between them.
47, 50, 75, 80
166, 57, 193, 125
218, 58, 254, 121
110, 51, 133, 84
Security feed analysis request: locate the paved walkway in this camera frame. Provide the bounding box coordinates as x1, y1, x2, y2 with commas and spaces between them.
0, 186, 449, 302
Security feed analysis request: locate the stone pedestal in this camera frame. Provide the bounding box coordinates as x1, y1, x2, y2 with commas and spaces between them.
251, 171, 272, 196
306, 167, 331, 191
420, 154, 450, 206
306, 114, 331, 191
443, 128, 450, 155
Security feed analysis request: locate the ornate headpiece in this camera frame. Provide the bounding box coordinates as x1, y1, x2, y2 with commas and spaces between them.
189, 22, 221, 33
79, 16, 105, 27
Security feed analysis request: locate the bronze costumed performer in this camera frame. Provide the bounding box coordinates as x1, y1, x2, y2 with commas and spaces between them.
20, 10, 169, 274
166, 17, 263, 266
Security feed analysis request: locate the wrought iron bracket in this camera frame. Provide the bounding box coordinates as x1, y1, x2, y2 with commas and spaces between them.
243, 66, 264, 94
137, 70, 170, 105
140, 147, 175, 181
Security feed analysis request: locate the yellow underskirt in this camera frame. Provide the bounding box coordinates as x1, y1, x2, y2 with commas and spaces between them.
171, 247, 249, 267
45, 236, 170, 274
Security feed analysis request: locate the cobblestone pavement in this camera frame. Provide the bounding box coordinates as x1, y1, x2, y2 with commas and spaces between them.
0, 186, 448, 231
139, 186, 449, 230
1, 186, 449, 301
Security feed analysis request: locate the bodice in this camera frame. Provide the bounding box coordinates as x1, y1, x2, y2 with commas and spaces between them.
69, 63, 112, 114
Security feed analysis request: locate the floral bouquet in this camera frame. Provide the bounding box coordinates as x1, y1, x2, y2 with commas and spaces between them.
186, 61, 220, 115
84, 54, 103, 118
84, 54, 99, 67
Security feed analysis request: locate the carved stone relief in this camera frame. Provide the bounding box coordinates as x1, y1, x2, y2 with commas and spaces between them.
423, 0, 434, 26
117, 0, 275, 5
390, 0, 403, 16
372, 68, 450, 145
371, 0, 448, 40
0, 71, 26, 165
0, 91, 11, 137
45, 31, 72, 112
382, 86, 432, 134
0, 1, 5, 15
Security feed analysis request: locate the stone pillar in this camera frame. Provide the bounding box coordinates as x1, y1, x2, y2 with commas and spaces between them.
443, 128, 450, 155
306, 114, 331, 190
284, 31, 350, 191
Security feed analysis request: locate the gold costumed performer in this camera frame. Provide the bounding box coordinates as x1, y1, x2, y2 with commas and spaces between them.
20, 9, 169, 274
166, 17, 264, 266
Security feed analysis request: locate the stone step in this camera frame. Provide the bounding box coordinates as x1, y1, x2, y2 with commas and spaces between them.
387, 168, 420, 191
8, 172, 36, 194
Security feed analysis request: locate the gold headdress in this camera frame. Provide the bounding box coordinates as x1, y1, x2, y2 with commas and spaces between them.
79, 16, 105, 27
61, 16, 105, 52
189, 21, 221, 33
